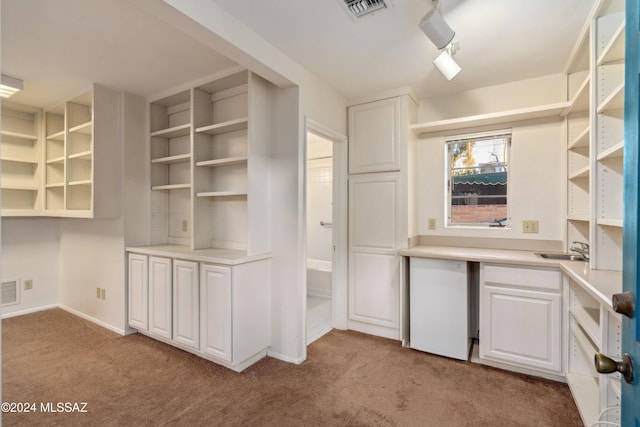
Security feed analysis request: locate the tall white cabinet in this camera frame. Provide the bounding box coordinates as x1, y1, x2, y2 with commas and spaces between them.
347, 95, 416, 340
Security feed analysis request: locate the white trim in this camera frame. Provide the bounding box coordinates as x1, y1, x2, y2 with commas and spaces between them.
1, 304, 58, 319
267, 349, 306, 365
58, 304, 127, 336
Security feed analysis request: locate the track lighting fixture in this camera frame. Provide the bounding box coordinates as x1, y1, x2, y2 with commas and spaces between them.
419, 1, 461, 81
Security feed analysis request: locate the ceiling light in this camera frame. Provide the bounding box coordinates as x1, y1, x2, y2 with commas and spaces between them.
0, 74, 23, 99
419, 7, 455, 50
433, 47, 461, 81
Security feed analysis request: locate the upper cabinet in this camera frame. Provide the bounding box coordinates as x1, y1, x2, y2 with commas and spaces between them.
348, 97, 401, 174
1, 84, 120, 218
0, 102, 42, 216
149, 70, 272, 254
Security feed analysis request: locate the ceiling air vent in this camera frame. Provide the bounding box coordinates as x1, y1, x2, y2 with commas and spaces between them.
341, 0, 391, 19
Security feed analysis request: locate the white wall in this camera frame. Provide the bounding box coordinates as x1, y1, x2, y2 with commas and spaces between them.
416, 75, 567, 245
1, 218, 60, 316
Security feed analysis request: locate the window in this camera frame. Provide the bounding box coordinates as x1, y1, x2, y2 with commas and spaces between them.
446, 131, 511, 227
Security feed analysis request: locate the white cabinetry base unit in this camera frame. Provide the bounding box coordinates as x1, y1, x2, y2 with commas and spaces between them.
479, 264, 563, 376
126, 245, 271, 372
409, 258, 470, 360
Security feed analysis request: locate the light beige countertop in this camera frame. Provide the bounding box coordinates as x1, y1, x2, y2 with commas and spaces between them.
126, 244, 271, 266
399, 245, 622, 309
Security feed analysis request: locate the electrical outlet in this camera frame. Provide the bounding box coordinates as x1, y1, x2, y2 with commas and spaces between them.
182, 220, 188, 232
428, 218, 436, 230
522, 220, 539, 233
100, 288, 106, 300
96, 287, 101, 298
24, 279, 33, 290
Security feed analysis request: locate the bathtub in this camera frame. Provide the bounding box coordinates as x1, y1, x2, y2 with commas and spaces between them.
307, 259, 332, 299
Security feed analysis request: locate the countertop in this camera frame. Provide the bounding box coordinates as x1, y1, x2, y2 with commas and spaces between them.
399, 245, 622, 310
126, 244, 271, 266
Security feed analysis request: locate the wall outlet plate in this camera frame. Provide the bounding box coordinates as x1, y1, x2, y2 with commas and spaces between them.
24, 279, 33, 290
523, 220, 539, 233
182, 220, 188, 232
428, 218, 436, 230
96, 287, 101, 298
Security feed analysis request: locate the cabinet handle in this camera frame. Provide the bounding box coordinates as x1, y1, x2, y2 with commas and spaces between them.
594, 353, 634, 384
612, 291, 634, 318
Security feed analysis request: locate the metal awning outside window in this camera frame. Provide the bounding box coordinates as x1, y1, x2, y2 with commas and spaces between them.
452, 171, 507, 186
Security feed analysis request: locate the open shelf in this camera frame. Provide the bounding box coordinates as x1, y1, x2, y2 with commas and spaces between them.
597, 20, 625, 66
568, 127, 590, 150
151, 183, 191, 191
196, 156, 247, 168
196, 191, 247, 198
69, 121, 92, 135
597, 218, 623, 228
566, 373, 600, 427
597, 141, 623, 161
1, 156, 38, 165
410, 102, 570, 135
569, 165, 590, 180
151, 123, 191, 139
46, 130, 65, 141
1, 130, 37, 141
569, 306, 600, 348
68, 150, 92, 160
152, 153, 191, 164
195, 117, 248, 136
565, 76, 590, 115
597, 81, 624, 113
568, 214, 590, 222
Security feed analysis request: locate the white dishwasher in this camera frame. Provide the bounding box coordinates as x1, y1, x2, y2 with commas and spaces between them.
409, 257, 470, 360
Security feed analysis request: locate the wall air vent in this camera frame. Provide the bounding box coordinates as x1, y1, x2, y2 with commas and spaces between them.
1, 279, 20, 306
341, 0, 391, 19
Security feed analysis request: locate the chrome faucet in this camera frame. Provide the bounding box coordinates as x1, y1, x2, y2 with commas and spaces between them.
570, 241, 590, 260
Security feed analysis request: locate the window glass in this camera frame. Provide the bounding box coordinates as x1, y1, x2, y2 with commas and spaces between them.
447, 132, 511, 227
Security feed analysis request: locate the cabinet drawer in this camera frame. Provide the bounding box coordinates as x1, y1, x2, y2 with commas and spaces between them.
483, 265, 561, 291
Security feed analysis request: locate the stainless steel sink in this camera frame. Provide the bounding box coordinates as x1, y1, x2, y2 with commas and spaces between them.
535, 253, 586, 261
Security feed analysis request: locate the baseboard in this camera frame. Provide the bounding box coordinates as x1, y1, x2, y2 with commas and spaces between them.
1, 304, 59, 319
58, 305, 127, 336
267, 349, 306, 365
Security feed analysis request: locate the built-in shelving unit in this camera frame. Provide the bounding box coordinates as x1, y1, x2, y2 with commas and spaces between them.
0, 102, 42, 215
564, 0, 625, 424
42, 84, 119, 218
150, 69, 272, 254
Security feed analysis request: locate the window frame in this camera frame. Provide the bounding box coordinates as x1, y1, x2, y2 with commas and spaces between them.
444, 129, 512, 228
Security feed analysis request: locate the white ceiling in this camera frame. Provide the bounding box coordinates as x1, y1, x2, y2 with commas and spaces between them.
1, 0, 597, 108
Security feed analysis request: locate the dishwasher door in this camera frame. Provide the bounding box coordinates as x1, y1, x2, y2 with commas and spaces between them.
409, 257, 470, 360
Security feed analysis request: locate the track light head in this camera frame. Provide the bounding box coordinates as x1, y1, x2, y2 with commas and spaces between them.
419, 8, 455, 50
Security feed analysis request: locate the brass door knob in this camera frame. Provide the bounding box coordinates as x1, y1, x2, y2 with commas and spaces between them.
594, 353, 634, 384
612, 291, 635, 318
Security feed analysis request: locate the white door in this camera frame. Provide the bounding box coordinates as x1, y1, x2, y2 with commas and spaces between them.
173, 259, 199, 350
200, 264, 232, 362
128, 253, 148, 331
149, 256, 172, 339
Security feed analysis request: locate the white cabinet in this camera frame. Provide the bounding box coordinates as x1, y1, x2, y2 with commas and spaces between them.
348, 173, 402, 339
200, 263, 232, 362
127, 249, 270, 372
480, 264, 562, 374
149, 256, 172, 340
348, 97, 401, 174
172, 259, 199, 350
128, 253, 148, 331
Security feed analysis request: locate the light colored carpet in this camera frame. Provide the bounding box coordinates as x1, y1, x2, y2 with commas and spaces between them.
2, 309, 582, 426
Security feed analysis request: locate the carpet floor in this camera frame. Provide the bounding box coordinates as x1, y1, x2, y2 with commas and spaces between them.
2, 309, 582, 426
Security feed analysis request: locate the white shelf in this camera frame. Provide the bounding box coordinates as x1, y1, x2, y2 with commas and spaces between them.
196, 156, 248, 167
69, 121, 92, 135
610, 378, 621, 400
569, 165, 590, 180
151, 123, 191, 139
196, 191, 247, 198
0, 130, 37, 141
151, 183, 191, 191
151, 153, 191, 164
46, 130, 65, 141
1, 184, 38, 191
597, 141, 623, 161
46, 183, 64, 188
568, 127, 590, 150
568, 214, 590, 222
68, 180, 91, 186
566, 373, 600, 427
410, 102, 570, 135
195, 117, 248, 136
46, 156, 65, 164
597, 20, 625, 66
569, 306, 601, 348
597, 82, 625, 113
565, 76, 590, 115
571, 323, 598, 361
597, 218, 623, 228
68, 150, 92, 160
1, 156, 38, 164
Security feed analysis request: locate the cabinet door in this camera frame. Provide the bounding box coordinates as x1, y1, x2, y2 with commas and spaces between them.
348, 173, 401, 338
348, 97, 400, 174
200, 264, 233, 362
173, 259, 199, 350
480, 284, 562, 372
128, 253, 148, 331
149, 256, 172, 340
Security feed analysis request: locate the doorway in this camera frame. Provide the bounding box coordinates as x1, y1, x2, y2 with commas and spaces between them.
305, 119, 347, 345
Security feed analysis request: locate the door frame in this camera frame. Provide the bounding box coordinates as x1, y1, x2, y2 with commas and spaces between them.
304, 118, 348, 333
